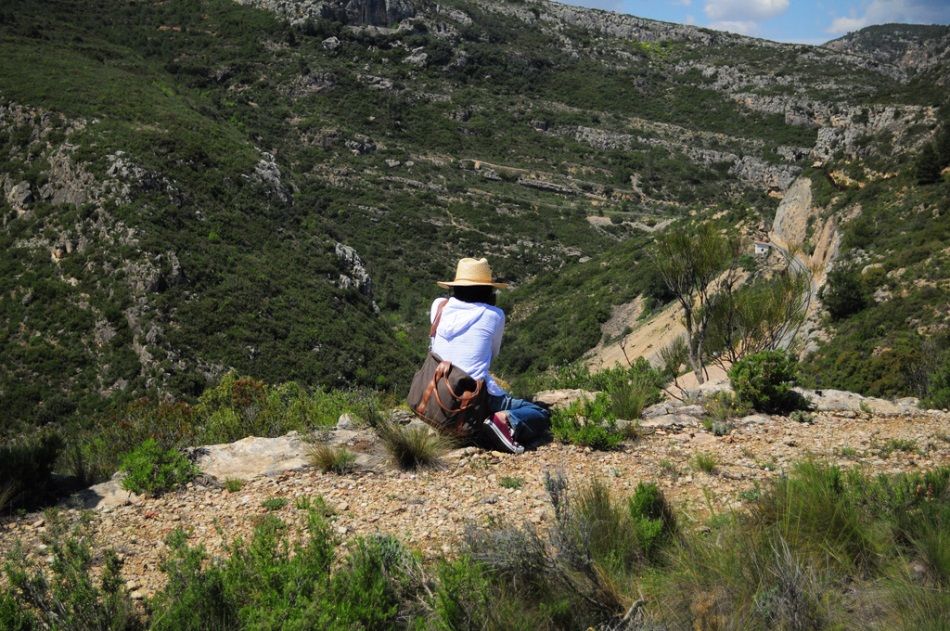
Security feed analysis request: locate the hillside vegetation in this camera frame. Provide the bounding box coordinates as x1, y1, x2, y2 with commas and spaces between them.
0, 0, 948, 440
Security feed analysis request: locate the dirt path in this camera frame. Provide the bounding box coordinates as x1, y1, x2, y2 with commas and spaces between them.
2, 411, 947, 600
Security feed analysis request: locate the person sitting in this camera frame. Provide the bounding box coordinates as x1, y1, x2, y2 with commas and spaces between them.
431, 257, 551, 454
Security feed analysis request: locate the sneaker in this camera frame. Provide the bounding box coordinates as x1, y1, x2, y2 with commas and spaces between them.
484, 413, 524, 454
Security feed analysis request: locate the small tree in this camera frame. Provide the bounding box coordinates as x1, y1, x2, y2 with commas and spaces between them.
705, 269, 808, 367
649, 223, 739, 384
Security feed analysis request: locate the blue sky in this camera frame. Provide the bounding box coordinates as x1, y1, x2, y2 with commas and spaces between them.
565, 0, 950, 44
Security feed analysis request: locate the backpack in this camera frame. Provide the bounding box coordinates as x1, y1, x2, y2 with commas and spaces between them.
406, 300, 490, 437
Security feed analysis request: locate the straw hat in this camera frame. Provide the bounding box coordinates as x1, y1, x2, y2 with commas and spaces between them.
437, 257, 509, 289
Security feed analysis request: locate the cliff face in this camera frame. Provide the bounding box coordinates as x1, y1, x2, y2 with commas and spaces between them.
824, 24, 950, 78
235, 0, 415, 26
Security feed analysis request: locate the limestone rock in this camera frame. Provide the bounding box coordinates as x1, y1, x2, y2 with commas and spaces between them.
192, 433, 312, 480
770, 177, 814, 249
640, 414, 703, 429
533, 389, 598, 410
6, 180, 33, 214
334, 242, 375, 300
796, 388, 908, 415
67, 474, 142, 510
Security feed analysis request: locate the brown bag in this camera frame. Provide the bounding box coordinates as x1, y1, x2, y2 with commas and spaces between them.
407, 300, 490, 437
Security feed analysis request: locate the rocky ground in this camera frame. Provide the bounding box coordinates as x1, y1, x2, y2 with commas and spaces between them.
1, 390, 947, 602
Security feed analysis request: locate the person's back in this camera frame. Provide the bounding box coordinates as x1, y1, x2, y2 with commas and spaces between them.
430, 297, 505, 397
426, 258, 551, 454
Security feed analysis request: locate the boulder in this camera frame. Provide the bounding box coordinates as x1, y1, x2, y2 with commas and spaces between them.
796, 388, 906, 415
191, 432, 312, 480
640, 414, 703, 430
66, 473, 142, 510
533, 389, 599, 410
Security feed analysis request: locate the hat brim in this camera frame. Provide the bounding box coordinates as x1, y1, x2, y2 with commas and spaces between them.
437, 280, 509, 289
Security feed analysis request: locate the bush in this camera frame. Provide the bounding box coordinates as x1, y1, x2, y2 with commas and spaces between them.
924, 354, 950, 409
729, 350, 805, 414
1, 514, 140, 630
550, 394, 629, 450
628, 482, 676, 560
648, 464, 950, 629
821, 266, 868, 321
0, 428, 64, 512
704, 391, 752, 422
375, 421, 449, 469
150, 510, 423, 629
119, 438, 197, 496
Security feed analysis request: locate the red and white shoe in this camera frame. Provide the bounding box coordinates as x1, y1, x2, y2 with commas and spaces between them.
484, 413, 525, 454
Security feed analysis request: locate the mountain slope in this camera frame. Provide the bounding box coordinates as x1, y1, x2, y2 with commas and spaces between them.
1, 0, 948, 431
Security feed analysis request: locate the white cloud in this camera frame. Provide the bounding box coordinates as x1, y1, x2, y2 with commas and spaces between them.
827, 0, 950, 35
708, 19, 761, 34
685, 13, 697, 24
704, 0, 789, 21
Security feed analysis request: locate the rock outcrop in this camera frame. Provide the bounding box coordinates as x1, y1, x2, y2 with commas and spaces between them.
235, 0, 415, 26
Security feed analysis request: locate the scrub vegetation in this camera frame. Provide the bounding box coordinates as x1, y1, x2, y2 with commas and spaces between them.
2, 463, 946, 629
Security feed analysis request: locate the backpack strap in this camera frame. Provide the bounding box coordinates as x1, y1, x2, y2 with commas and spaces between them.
429, 298, 449, 338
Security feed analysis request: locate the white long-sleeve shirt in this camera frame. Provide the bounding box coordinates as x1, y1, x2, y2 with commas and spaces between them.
429, 297, 506, 396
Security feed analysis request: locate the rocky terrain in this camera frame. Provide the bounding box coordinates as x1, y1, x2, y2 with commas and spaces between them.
2, 385, 946, 601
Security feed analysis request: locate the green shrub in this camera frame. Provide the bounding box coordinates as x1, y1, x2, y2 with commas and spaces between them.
1, 514, 139, 630
729, 350, 805, 414
0, 428, 64, 512
924, 354, 950, 409
605, 365, 661, 420
628, 482, 676, 560
150, 510, 422, 629
119, 438, 197, 496
789, 409, 815, 424
821, 266, 869, 320
704, 391, 752, 422
224, 478, 244, 493
550, 394, 628, 450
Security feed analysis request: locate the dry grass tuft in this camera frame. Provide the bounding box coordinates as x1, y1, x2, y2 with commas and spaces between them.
310, 444, 357, 474
375, 421, 451, 470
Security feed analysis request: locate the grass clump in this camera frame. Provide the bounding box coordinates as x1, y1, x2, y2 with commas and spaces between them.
551, 393, 630, 450
375, 421, 449, 469
692, 451, 718, 473
119, 438, 197, 496
310, 444, 357, 474
223, 478, 244, 493
500, 476, 524, 489
878, 438, 919, 457
261, 497, 288, 512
